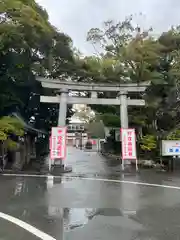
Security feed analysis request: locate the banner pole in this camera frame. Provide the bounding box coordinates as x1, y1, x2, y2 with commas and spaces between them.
49, 135, 52, 172
122, 158, 125, 171
135, 158, 138, 171
49, 157, 51, 172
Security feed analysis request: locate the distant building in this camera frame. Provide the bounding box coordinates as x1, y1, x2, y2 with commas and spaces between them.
67, 122, 88, 146
67, 123, 85, 132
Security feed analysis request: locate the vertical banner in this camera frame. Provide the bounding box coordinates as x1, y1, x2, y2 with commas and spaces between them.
121, 128, 137, 170
49, 136, 52, 171
50, 127, 67, 160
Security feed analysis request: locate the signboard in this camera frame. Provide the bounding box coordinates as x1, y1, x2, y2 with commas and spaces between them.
50, 127, 67, 159
121, 128, 137, 160
162, 140, 180, 156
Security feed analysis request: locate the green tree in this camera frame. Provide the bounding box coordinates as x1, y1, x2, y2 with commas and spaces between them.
86, 17, 162, 128
85, 16, 180, 157
140, 134, 157, 151
87, 17, 162, 84
0, 116, 24, 149
0, 0, 75, 133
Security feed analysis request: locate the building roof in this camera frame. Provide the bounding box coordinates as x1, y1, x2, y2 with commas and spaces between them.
12, 113, 47, 135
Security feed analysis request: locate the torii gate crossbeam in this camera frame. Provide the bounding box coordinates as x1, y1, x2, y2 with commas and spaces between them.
37, 78, 149, 129
40, 96, 145, 106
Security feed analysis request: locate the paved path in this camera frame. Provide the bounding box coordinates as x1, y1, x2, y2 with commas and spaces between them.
1, 147, 180, 239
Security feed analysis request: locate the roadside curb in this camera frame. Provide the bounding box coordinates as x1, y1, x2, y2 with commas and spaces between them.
0, 168, 72, 176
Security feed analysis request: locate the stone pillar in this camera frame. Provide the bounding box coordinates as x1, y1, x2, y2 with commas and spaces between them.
54, 88, 68, 169
119, 91, 128, 128
119, 91, 130, 167
58, 88, 68, 126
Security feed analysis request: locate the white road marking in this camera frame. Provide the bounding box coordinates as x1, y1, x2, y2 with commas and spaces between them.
2, 173, 48, 178
79, 177, 180, 190
0, 212, 56, 240
2, 173, 180, 190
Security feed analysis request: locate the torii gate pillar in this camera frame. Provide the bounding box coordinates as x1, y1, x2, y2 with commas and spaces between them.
53, 88, 70, 171
118, 91, 130, 167
57, 88, 68, 126
119, 91, 128, 128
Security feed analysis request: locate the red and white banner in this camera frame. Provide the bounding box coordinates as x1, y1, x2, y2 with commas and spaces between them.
121, 128, 137, 160
50, 127, 67, 160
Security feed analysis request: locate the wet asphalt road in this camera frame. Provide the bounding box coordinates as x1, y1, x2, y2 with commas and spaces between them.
1, 147, 180, 239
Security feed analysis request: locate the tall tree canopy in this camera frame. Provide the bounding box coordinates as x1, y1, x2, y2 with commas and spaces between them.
0, 0, 76, 133
83, 16, 180, 155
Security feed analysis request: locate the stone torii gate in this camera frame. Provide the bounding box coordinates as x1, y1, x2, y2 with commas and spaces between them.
37, 77, 150, 168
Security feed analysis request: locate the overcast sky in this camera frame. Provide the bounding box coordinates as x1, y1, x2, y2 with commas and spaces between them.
37, 0, 180, 54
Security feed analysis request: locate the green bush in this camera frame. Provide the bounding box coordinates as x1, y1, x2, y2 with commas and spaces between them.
0, 116, 24, 149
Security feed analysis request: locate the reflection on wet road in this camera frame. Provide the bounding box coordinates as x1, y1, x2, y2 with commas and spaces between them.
1, 147, 180, 239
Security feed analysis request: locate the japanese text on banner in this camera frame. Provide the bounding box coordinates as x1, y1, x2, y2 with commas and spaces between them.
50, 127, 67, 159
121, 128, 136, 160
